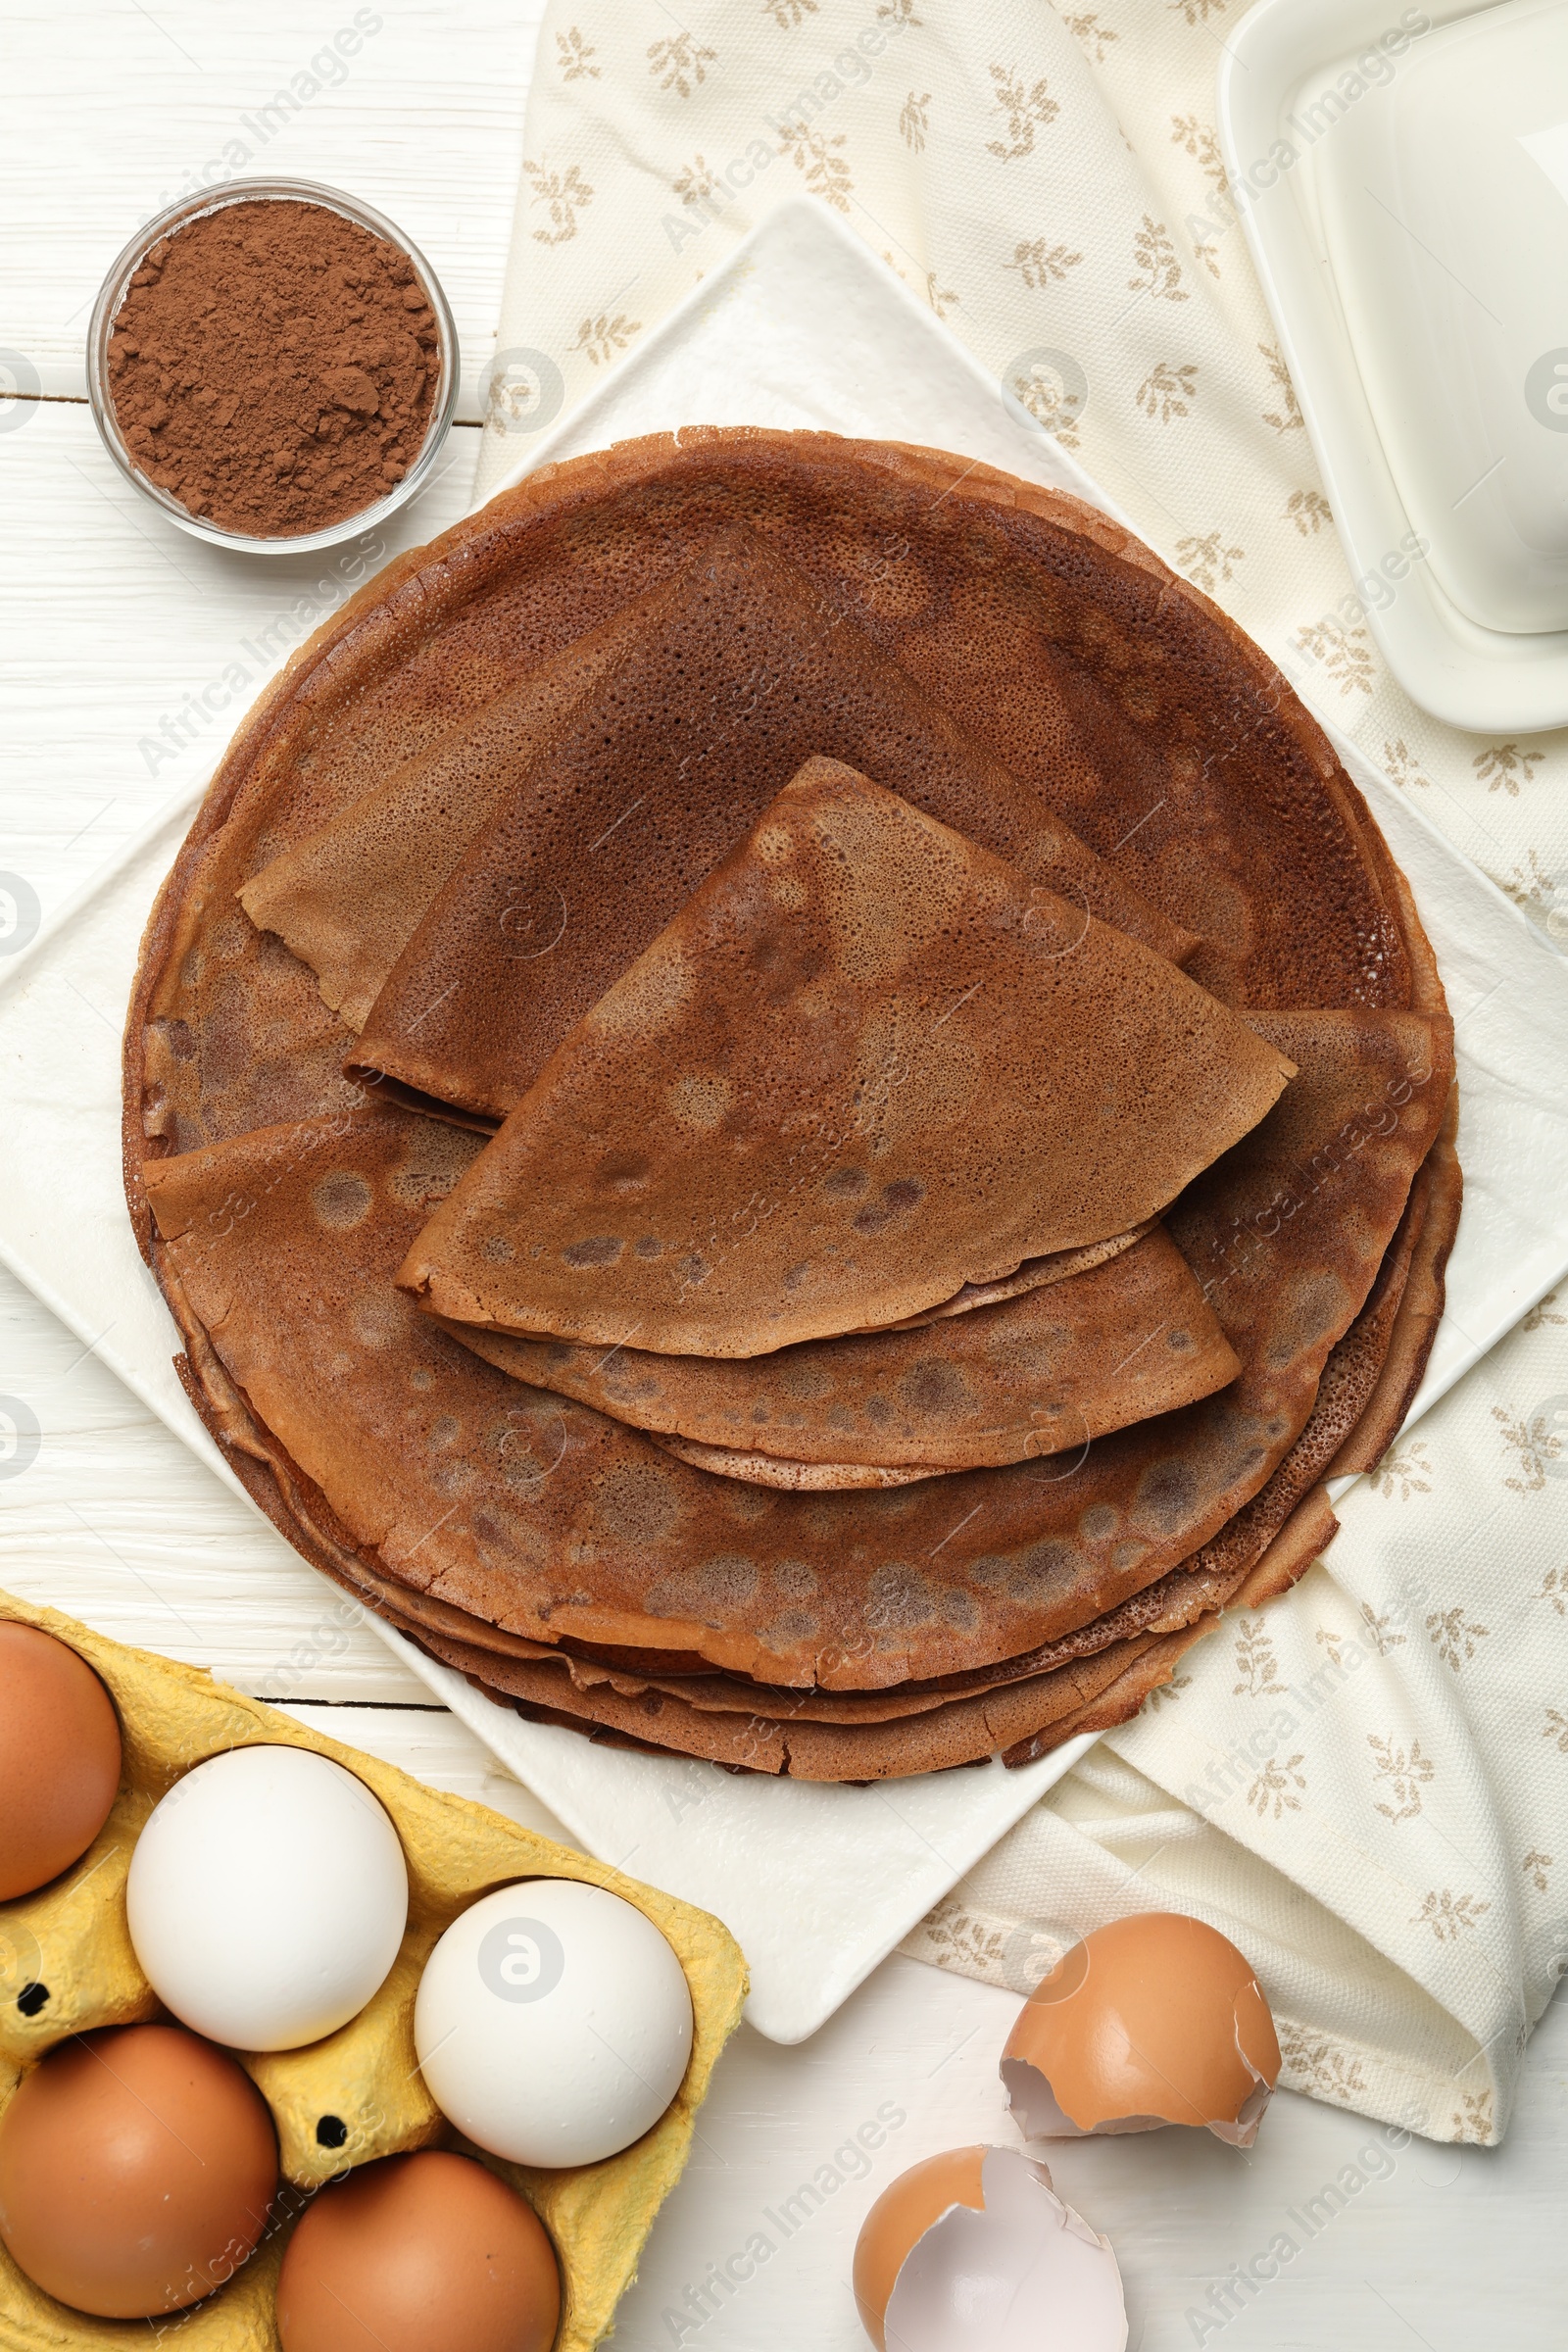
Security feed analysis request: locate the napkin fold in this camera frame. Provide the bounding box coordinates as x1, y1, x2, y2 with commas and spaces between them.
484, 0, 1568, 2140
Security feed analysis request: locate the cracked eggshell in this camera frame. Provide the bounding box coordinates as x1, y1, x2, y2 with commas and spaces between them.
852, 2144, 1126, 2352
1001, 1912, 1280, 2147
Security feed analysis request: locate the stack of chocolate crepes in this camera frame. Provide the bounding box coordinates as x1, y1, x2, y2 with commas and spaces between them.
125, 432, 1460, 1781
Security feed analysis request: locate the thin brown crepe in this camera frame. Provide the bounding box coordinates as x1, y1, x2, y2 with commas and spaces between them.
642, 1444, 953, 1490
335, 527, 1197, 1126
858, 1223, 1152, 1333
435, 1224, 1240, 1474
237, 576, 661, 1032
398, 762, 1296, 1355
124, 429, 1461, 1778
141, 997, 1447, 1696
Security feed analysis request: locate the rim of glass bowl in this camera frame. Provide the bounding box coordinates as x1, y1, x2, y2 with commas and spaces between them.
85, 177, 460, 558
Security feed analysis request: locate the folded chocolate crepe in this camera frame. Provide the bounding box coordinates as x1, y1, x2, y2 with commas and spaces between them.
237, 579, 658, 1033
437, 1223, 1240, 1479
853, 1224, 1152, 1333
241, 531, 1195, 1086
398, 761, 1295, 1355
125, 428, 1461, 1780
334, 527, 1196, 1124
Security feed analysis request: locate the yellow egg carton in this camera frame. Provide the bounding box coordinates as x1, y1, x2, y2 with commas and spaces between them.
0, 1591, 749, 2351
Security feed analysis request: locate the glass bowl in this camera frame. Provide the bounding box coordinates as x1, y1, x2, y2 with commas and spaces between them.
85, 177, 459, 557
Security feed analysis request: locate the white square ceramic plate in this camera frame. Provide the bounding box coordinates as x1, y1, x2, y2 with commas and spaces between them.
3, 202, 1567, 2040
1219, 0, 1568, 731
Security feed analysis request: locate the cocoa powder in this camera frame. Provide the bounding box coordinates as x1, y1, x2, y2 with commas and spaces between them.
107, 197, 440, 537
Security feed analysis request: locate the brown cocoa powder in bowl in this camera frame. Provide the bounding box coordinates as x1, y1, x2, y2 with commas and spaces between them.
106, 197, 440, 538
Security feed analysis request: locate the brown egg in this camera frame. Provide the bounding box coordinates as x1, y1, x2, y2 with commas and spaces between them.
853, 2143, 1126, 2352
275, 2150, 561, 2352
0, 1621, 122, 1899
1002, 1912, 1281, 2147
0, 2024, 278, 2318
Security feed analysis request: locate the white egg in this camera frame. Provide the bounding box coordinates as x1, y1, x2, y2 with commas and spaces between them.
414, 1880, 694, 2167
125, 1744, 408, 2052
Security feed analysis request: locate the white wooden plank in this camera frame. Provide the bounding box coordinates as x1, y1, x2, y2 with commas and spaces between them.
0, 0, 545, 417
0, 1258, 435, 1702
0, 400, 481, 926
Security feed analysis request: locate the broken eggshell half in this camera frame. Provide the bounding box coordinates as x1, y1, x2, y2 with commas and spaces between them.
853, 2143, 1127, 2352
1001, 1912, 1281, 2148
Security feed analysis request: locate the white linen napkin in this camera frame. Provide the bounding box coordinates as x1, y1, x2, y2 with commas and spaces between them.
479, 0, 1568, 2141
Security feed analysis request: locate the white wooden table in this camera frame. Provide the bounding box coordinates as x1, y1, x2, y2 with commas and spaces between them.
1, 9, 1562, 2344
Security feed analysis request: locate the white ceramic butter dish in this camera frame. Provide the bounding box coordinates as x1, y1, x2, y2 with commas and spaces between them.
1222, 0, 1568, 728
